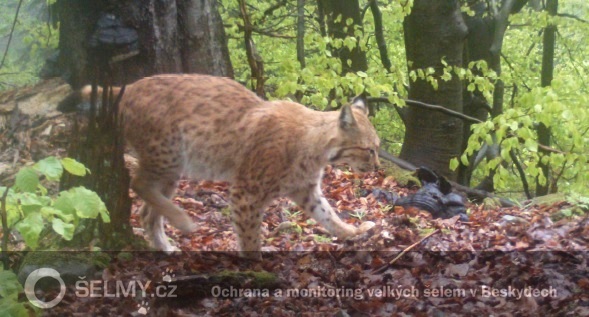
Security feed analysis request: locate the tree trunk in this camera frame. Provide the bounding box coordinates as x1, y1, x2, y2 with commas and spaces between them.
57, 0, 234, 248
457, 1, 494, 187
319, 0, 367, 74
58, 0, 233, 89
239, 0, 265, 98
400, 0, 467, 181
458, 0, 526, 190
296, 0, 306, 68
536, 0, 558, 196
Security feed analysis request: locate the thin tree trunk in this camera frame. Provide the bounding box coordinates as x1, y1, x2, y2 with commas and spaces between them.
458, 0, 526, 189
296, 0, 306, 68
239, 0, 265, 98
316, 0, 327, 37
369, 0, 391, 72
536, 0, 558, 196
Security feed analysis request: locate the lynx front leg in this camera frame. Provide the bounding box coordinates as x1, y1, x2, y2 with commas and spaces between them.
291, 184, 374, 240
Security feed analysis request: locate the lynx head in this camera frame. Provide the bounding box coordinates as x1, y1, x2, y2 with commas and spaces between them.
329, 95, 381, 173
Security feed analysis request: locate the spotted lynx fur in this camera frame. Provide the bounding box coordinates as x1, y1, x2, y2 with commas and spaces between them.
79, 74, 380, 256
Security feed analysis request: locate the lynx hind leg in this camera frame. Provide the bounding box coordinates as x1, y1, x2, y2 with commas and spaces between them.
139, 182, 179, 252
291, 185, 374, 240
229, 188, 268, 259
132, 170, 196, 243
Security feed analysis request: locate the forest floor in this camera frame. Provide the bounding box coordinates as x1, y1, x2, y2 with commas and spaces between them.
44, 168, 589, 316
1, 79, 588, 316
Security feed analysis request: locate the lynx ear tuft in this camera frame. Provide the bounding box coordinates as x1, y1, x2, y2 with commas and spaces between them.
339, 104, 358, 130
351, 94, 369, 115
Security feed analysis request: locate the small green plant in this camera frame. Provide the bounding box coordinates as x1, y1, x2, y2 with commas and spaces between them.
551, 194, 589, 221
380, 205, 393, 213
566, 194, 589, 212
313, 235, 332, 243
350, 209, 367, 221
220, 206, 232, 217
282, 207, 302, 220
0, 156, 109, 251
292, 224, 303, 234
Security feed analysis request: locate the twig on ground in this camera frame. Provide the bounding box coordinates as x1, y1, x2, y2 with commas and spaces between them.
372, 229, 440, 274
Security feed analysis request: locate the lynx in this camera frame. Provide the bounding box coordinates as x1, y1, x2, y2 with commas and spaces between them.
77, 74, 380, 256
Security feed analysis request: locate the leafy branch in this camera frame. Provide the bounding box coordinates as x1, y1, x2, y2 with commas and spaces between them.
0, 0, 23, 70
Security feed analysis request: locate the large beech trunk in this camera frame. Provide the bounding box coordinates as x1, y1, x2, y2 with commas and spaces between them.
400, 0, 467, 181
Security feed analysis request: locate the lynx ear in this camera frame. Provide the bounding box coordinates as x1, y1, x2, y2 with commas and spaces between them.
339, 104, 357, 130
351, 94, 369, 115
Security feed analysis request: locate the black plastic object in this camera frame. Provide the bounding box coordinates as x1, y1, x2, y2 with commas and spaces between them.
395, 167, 468, 221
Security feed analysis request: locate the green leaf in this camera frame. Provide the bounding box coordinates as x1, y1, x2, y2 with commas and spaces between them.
0, 301, 30, 317
100, 208, 111, 223
17, 192, 44, 207
0, 270, 23, 300
53, 192, 76, 216
525, 138, 538, 152
34, 156, 63, 180
356, 71, 367, 78
52, 218, 75, 240
449, 158, 459, 171
61, 158, 88, 176
460, 154, 470, 166
55, 187, 108, 220
41, 206, 74, 222
15, 213, 44, 250
17, 193, 48, 215
15, 167, 39, 193
441, 71, 452, 81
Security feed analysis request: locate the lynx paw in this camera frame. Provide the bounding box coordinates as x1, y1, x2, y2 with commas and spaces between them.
168, 214, 197, 233
163, 245, 182, 255
239, 251, 262, 261
357, 221, 375, 234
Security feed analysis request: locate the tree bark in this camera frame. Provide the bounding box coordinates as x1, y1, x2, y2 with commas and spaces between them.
177, 0, 234, 76
458, 0, 524, 189
239, 0, 265, 98
58, 0, 233, 89
537, 0, 558, 196
400, 0, 467, 181
296, 0, 306, 68
319, 0, 367, 74
458, 1, 495, 187
369, 0, 391, 72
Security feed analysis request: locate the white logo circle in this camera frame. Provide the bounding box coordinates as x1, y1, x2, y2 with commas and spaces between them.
24, 268, 66, 309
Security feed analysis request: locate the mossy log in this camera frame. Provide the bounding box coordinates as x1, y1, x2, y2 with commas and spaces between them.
153, 270, 281, 307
